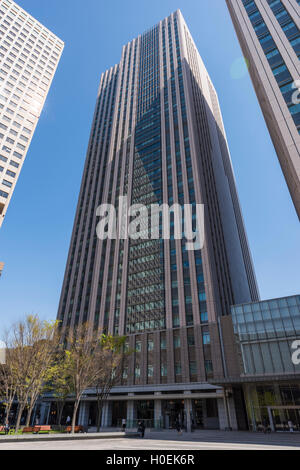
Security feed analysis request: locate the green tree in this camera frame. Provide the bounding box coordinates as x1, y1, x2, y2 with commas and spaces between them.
10, 315, 60, 432
46, 351, 73, 426
95, 334, 126, 432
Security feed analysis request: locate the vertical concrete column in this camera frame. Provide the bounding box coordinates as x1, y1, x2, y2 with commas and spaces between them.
101, 401, 112, 428
154, 393, 163, 429
78, 401, 90, 427
268, 407, 275, 433
126, 394, 137, 428
217, 398, 228, 431
184, 392, 192, 433
228, 396, 238, 431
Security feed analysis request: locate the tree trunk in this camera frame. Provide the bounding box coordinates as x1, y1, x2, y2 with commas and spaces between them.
96, 402, 103, 433
57, 401, 65, 426
71, 400, 80, 434
25, 405, 34, 427
15, 404, 25, 434
5, 400, 13, 426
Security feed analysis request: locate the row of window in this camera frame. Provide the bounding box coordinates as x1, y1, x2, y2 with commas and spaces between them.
0, 0, 62, 49
243, 0, 300, 133
127, 360, 213, 379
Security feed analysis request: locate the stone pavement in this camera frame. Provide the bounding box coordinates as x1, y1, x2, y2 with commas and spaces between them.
0, 429, 299, 450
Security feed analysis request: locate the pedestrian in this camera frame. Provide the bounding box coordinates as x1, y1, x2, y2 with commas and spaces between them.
288, 420, 294, 433
66, 415, 71, 426
262, 418, 269, 434
175, 419, 182, 435
191, 417, 195, 433
138, 420, 145, 438
4, 423, 10, 435
122, 419, 126, 432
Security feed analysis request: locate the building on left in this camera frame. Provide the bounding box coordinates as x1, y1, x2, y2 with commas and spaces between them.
0, 0, 64, 228
0, 261, 3, 277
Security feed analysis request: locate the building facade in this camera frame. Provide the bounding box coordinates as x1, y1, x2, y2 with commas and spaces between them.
57, 10, 259, 431
0, 0, 63, 227
232, 295, 300, 431
226, 0, 300, 219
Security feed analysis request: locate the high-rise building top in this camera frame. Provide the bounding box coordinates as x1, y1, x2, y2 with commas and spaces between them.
0, 0, 64, 227
226, 0, 300, 219
58, 9, 258, 405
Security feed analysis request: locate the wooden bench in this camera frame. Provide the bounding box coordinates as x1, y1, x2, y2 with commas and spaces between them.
66, 425, 84, 434
22, 427, 35, 434
34, 425, 51, 434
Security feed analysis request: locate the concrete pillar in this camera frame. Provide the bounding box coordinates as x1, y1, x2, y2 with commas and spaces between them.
217, 398, 228, 430
268, 407, 275, 432
78, 401, 90, 427
227, 396, 238, 431
217, 389, 238, 431
154, 392, 162, 429
101, 401, 112, 428
126, 394, 137, 428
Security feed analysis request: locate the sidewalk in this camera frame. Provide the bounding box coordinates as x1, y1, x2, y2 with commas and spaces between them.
144, 429, 300, 448
0, 431, 125, 444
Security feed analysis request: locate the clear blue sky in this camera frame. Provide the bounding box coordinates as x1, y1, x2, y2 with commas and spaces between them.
0, 0, 299, 332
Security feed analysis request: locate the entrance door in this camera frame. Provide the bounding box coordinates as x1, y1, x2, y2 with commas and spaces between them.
163, 400, 185, 429
192, 400, 204, 429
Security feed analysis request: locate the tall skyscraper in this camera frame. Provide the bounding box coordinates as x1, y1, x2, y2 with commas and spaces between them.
57, 10, 258, 430
0, 0, 63, 227
226, 0, 300, 219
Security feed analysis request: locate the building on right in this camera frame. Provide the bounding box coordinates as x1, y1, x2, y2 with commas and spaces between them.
231, 294, 300, 432
226, 0, 300, 219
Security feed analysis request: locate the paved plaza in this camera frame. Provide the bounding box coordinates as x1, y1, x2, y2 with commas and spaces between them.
0, 430, 300, 450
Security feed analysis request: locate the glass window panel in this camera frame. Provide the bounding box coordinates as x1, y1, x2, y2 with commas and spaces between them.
251, 344, 264, 374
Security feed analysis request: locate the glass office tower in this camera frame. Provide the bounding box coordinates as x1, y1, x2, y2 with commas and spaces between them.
0, 0, 63, 227
57, 10, 258, 430
232, 295, 300, 432
226, 0, 300, 219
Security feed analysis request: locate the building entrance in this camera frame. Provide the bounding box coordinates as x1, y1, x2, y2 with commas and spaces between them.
162, 400, 185, 429
269, 406, 300, 432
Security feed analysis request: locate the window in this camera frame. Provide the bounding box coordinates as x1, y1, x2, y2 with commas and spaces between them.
0, 189, 8, 198
189, 361, 197, 375
13, 151, 22, 159
173, 335, 181, 349
201, 312, 208, 323
2, 179, 12, 188
203, 332, 211, 345
147, 365, 154, 377
205, 360, 213, 375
